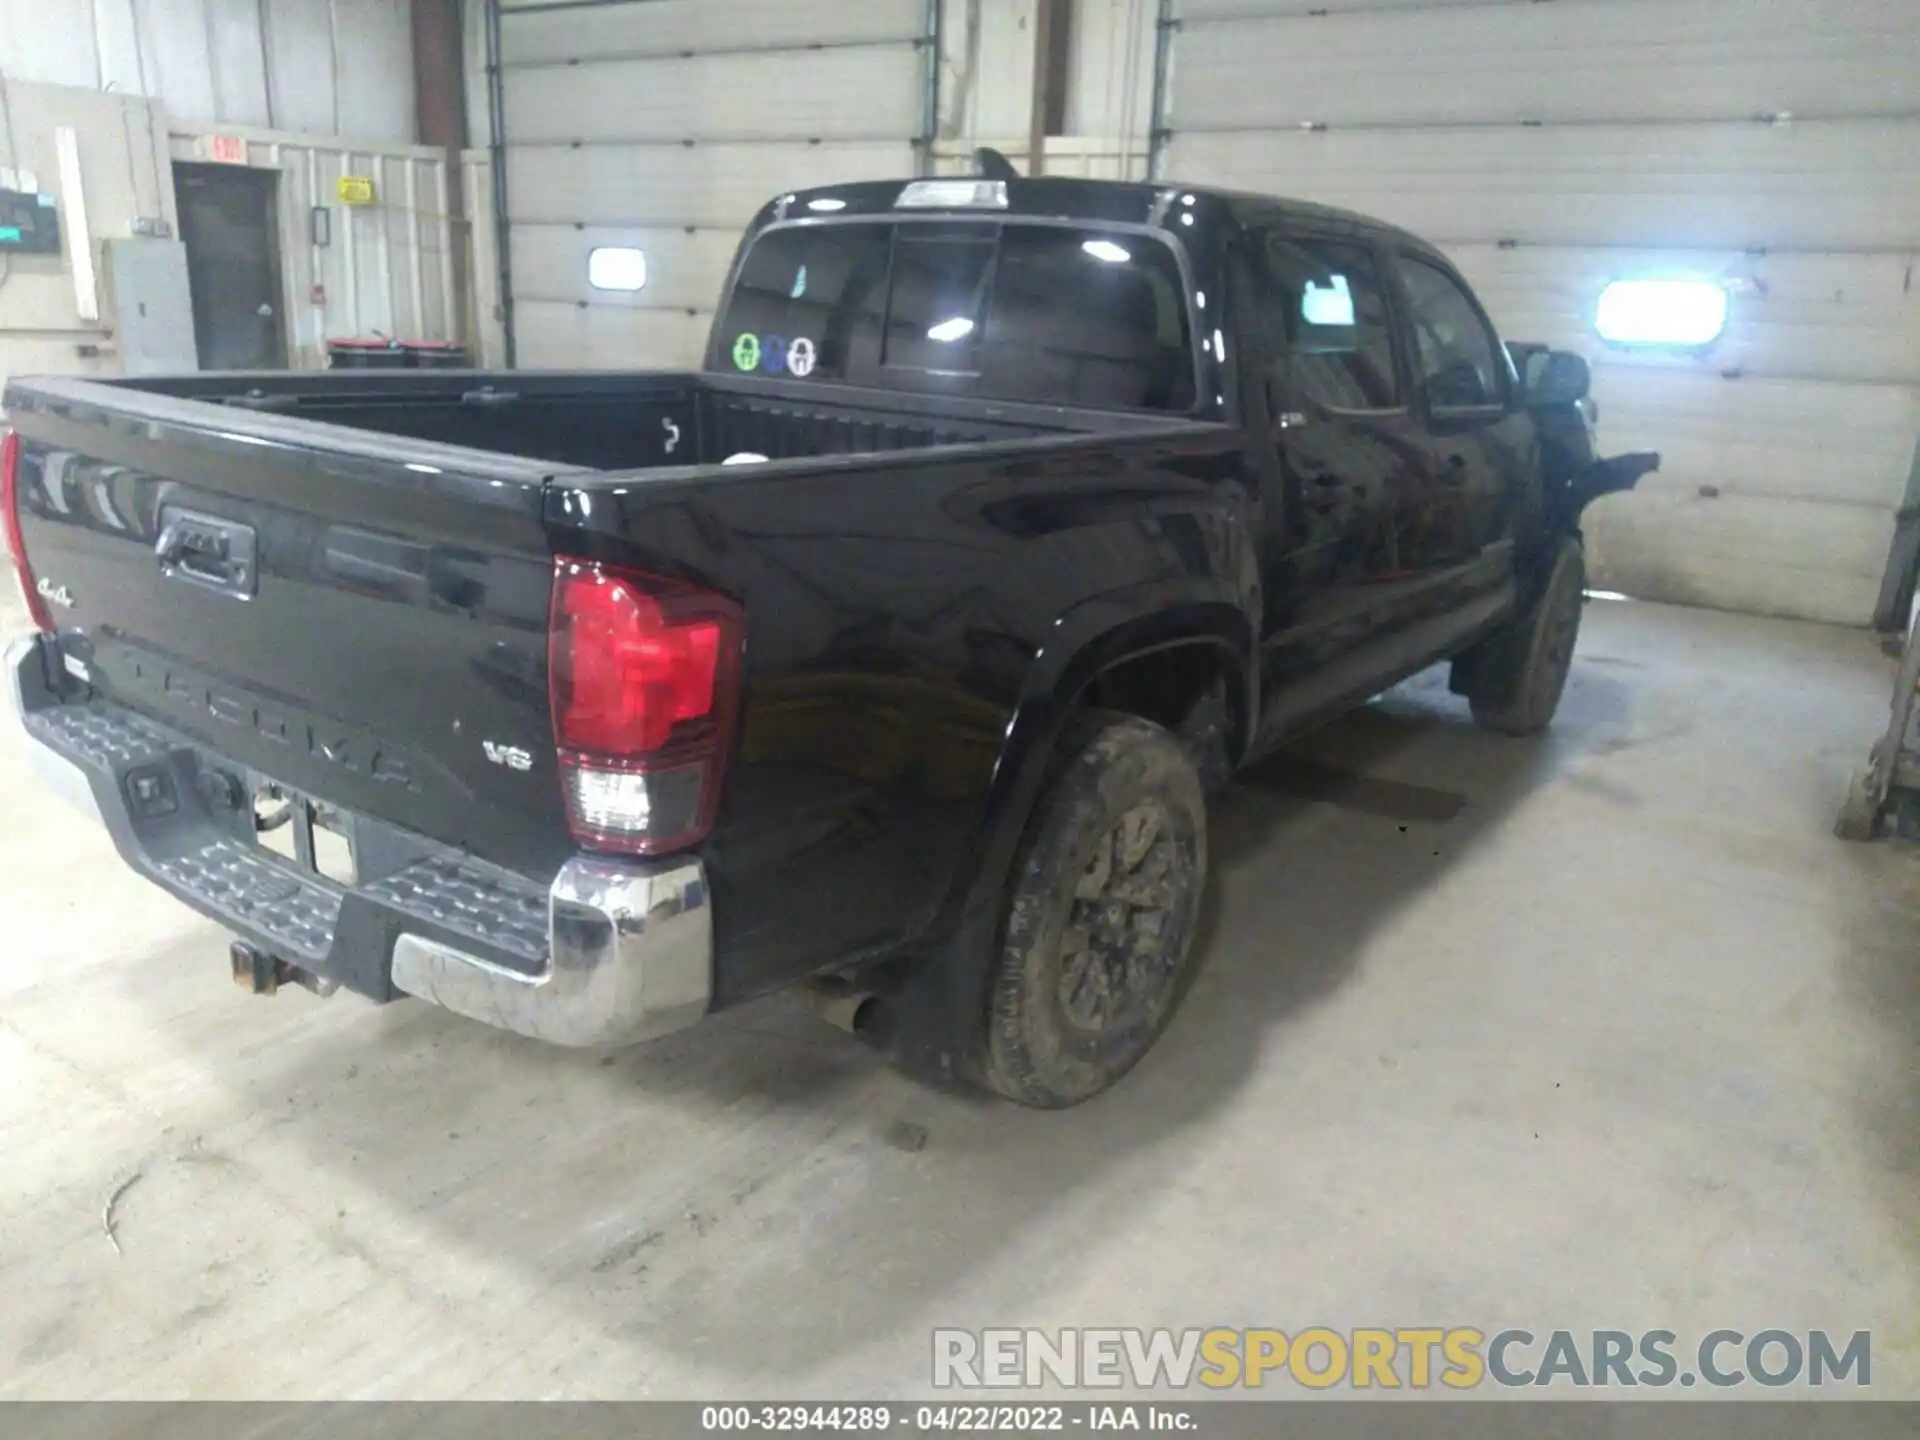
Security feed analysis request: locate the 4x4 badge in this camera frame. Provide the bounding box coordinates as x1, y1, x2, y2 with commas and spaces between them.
35, 576, 74, 609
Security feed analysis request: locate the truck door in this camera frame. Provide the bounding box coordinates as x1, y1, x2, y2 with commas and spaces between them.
1253, 229, 1440, 640
1389, 250, 1533, 580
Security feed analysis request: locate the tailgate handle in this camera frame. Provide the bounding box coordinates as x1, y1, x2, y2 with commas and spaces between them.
460, 387, 519, 407
156, 509, 258, 598
222, 390, 299, 412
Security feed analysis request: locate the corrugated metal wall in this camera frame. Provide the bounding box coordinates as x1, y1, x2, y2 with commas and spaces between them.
1162, 0, 1920, 624
484, 0, 936, 369
0, 0, 416, 143
932, 0, 1156, 180
168, 128, 457, 368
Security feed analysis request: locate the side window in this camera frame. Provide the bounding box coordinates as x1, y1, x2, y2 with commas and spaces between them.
1262, 236, 1400, 412
1397, 258, 1507, 411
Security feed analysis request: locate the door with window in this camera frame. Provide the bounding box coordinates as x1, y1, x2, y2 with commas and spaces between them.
1253, 228, 1441, 634
1392, 252, 1532, 570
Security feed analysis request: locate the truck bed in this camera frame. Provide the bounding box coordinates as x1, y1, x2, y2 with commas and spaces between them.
97, 369, 1170, 474
2, 363, 1221, 934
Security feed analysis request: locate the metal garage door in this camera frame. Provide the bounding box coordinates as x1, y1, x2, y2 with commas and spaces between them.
1161, 0, 1920, 624
489, 0, 935, 370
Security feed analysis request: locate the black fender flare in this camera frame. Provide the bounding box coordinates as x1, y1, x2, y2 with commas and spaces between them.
924, 583, 1254, 956
871, 586, 1255, 1085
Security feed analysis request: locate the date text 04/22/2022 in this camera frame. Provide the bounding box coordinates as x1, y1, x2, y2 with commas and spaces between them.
699, 1404, 1196, 1432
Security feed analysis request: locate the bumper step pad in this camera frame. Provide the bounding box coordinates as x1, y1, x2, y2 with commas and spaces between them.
154, 839, 343, 962
364, 855, 548, 968
22, 697, 548, 973
8, 634, 712, 1049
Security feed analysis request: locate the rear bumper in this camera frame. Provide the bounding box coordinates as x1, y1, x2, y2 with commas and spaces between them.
5, 632, 711, 1048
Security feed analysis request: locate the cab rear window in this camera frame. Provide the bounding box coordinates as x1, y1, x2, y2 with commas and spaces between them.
711, 221, 1197, 413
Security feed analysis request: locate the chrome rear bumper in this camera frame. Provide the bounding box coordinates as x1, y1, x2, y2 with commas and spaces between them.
6, 632, 712, 1048
391, 856, 710, 1048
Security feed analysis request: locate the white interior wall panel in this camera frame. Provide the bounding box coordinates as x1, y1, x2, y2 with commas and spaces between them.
0, 79, 177, 401
262, 0, 352, 135
1446, 249, 1920, 389
0, 0, 416, 143
505, 51, 923, 146
205, 0, 275, 128
508, 304, 713, 372
506, 142, 917, 229
1165, 0, 1920, 623
503, 1, 928, 61
495, 0, 931, 369
1064, 0, 1158, 145
327, 0, 421, 146
1170, 122, 1920, 252
168, 129, 458, 367
1174, 0, 1918, 129
1183, 0, 1557, 12
462, 149, 509, 367
513, 228, 733, 316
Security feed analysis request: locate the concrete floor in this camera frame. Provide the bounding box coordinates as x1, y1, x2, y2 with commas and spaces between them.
3, 592, 1918, 1399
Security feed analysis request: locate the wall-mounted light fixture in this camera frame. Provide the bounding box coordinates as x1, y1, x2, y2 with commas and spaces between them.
1595, 278, 1729, 347
588, 246, 647, 292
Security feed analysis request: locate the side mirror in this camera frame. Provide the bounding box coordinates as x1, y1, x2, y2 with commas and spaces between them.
1527, 351, 1591, 408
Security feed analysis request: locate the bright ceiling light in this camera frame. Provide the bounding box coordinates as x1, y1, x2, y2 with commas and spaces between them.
1082, 239, 1131, 264
926, 316, 976, 343
588, 246, 647, 292
1595, 278, 1728, 347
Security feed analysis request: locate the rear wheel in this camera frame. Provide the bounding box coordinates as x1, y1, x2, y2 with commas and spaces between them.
981, 713, 1208, 1108
1458, 537, 1586, 736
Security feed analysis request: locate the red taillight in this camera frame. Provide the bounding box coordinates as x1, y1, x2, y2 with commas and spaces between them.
2, 430, 53, 632
549, 557, 743, 855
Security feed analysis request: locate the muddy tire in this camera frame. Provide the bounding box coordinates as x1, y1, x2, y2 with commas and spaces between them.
1459, 538, 1586, 737
980, 712, 1209, 1108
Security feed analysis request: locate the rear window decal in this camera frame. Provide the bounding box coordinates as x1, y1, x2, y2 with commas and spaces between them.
731, 333, 761, 371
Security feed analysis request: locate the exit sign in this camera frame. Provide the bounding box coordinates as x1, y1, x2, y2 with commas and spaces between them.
208, 135, 247, 164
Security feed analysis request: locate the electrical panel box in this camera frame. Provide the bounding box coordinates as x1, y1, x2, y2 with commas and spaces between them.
0, 188, 61, 253
104, 239, 199, 374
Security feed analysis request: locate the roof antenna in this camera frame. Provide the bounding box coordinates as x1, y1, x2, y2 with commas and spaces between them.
973, 147, 1021, 181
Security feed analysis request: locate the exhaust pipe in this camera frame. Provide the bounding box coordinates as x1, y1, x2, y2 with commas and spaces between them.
804, 979, 876, 1035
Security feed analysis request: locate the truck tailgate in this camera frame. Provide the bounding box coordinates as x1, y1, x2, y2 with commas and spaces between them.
5, 378, 573, 877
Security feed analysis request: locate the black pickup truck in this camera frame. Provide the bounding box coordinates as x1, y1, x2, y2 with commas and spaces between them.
2, 172, 1655, 1107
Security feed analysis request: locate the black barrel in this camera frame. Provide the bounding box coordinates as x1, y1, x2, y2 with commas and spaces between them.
327, 338, 407, 369
401, 341, 469, 369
